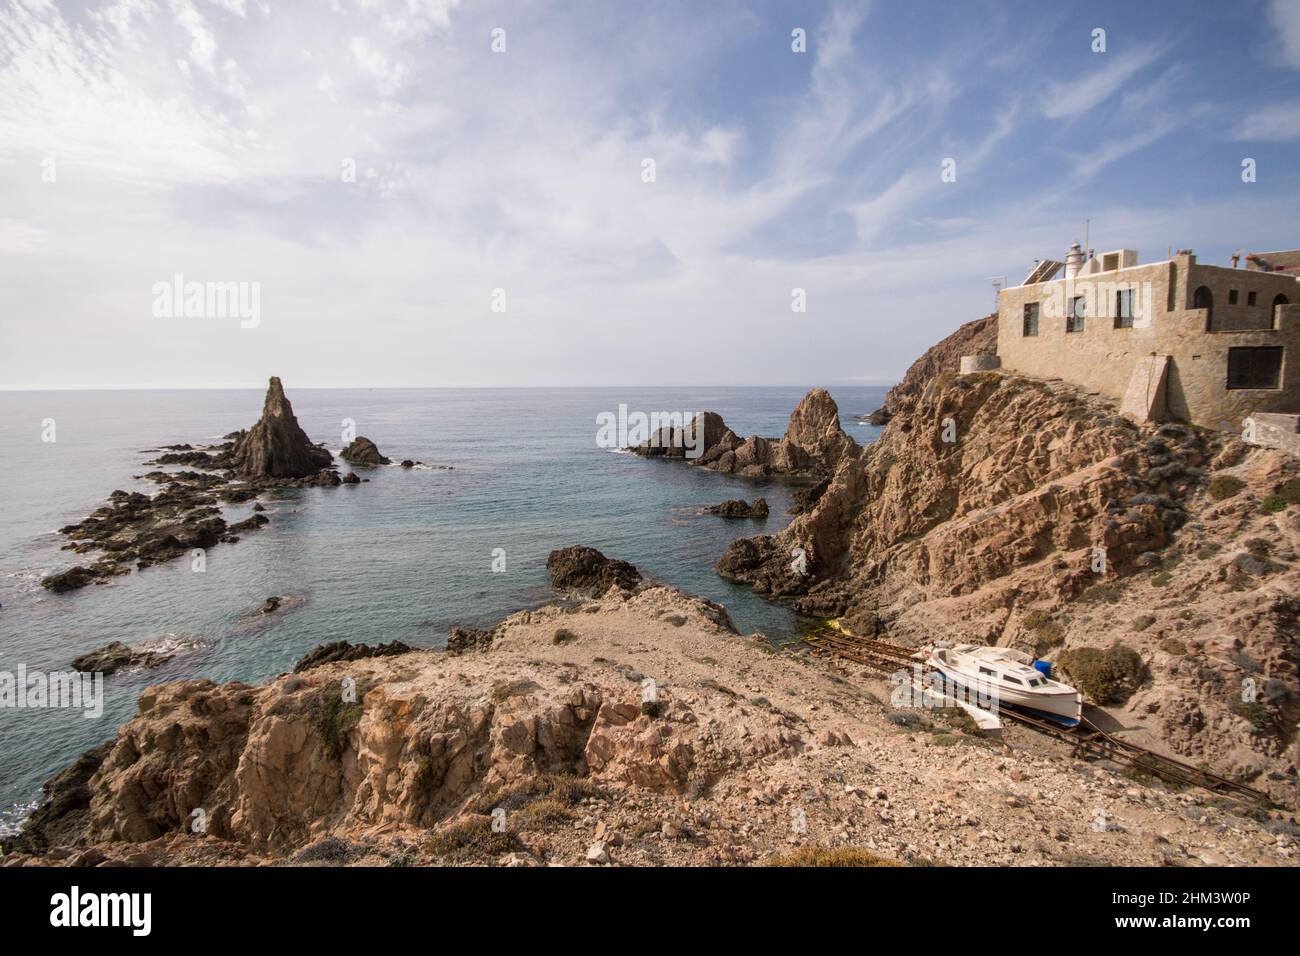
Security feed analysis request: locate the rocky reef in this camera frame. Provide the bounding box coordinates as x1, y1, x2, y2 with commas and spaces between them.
633, 389, 861, 480
41, 378, 345, 592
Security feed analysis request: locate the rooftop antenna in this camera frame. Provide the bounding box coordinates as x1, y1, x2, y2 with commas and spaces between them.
988, 275, 1006, 309
1083, 219, 1090, 259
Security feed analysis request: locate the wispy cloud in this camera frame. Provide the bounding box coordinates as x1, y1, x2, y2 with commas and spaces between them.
1041, 44, 1167, 119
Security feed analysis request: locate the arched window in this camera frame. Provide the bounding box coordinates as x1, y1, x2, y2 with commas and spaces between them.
1193, 285, 1213, 329
1273, 293, 1289, 330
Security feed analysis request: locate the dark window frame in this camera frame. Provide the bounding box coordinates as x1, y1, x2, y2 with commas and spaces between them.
1228, 289, 1239, 305
1066, 295, 1085, 333
1114, 289, 1134, 328
1022, 302, 1039, 336
1226, 346, 1284, 390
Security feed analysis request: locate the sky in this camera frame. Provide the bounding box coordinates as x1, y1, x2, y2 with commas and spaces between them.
2, 0, 1300, 389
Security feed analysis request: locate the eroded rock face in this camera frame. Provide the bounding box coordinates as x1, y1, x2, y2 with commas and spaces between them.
340, 437, 390, 467
546, 547, 642, 595
230, 377, 333, 479
861, 313, 996, 425
634, 389, 862, 480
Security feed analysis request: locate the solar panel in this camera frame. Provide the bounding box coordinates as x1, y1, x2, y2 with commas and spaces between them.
1023, 259, 1063, 285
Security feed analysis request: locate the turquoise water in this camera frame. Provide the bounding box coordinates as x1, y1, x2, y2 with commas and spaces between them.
0, 386, 885, 831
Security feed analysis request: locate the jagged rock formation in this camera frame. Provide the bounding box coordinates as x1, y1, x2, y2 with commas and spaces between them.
547, 546, 642, 595
634, 388, 862, 480
293, 640, 414, 673
340, 437, 390, 466
718, 319, 1300, 797
859, 314, 996, 425
229, 377, 333, 479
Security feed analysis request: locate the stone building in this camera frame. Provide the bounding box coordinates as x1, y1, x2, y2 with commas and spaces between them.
993, 244, 1300, 430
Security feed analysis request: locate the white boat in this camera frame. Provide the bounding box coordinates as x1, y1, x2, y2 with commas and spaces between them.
927, 644, 1082, 726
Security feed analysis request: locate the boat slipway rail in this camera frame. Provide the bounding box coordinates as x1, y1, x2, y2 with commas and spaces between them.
800, 627, 1273, 809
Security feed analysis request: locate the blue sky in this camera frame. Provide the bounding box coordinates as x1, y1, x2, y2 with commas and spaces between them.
2, 0, 1299, 388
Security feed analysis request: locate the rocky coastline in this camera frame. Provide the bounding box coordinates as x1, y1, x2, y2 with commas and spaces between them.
4, 546, 1296, 867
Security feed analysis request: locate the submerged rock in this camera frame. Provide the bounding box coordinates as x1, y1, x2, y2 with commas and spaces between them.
704, 497, 769, 518
71, 641, 173, 674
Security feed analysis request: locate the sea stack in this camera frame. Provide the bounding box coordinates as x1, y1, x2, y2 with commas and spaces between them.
230, 377, 333, 479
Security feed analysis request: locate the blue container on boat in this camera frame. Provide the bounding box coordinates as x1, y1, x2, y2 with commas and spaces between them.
1033, 660, 1053, 680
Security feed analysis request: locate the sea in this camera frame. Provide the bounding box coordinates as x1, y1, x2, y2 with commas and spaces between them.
0, 385, 885, 834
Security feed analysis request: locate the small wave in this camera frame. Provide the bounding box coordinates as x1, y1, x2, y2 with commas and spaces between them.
0, 800, 39, 838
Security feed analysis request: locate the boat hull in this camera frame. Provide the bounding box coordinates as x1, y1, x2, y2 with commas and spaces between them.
930, 662, 1082, 727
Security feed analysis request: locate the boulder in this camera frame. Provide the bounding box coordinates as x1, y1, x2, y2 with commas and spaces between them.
546, 547, 641, 595
340, 437, 390, 466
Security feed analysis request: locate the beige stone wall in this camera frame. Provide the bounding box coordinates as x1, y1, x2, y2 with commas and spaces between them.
996, 253, 1300, 429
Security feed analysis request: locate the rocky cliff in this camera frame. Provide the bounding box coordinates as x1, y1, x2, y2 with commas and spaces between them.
719, 322, 1300, 800
861, 314, 996, 425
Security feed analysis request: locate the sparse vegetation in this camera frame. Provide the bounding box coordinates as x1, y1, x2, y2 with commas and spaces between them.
311, 688, 363, 760
640, 699, 664, 718
1057, 642, 1147, 704
1021, 609, 1064, 651
465, 772, 603, 817
425, 816, 521, 863
766, 846, 901, 867
491, 678, 541, 701
1160, 639, 1188, 656
1151, 571, 1172, 587
1207, 474, 1246, 500
1231, 699, 1273, 731
1132, 614, 1156, 632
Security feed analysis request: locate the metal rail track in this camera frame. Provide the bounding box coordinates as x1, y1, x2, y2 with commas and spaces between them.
802, 627, 1273, 808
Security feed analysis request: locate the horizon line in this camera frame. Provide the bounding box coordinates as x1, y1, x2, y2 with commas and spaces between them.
0, 381, 899, 392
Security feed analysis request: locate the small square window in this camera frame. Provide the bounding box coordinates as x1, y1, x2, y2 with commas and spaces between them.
1229, 289, 1239, 305
1248, 291, 1257, 306
1066, 296, 1085, 333
1115, 289, 1134, 328
1022, 302, 1039, 336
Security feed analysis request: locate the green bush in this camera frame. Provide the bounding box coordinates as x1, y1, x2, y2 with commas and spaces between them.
1207, 475, 1246, 500
1057, 642, 1147, 704
1230, 699, 1272, 730
1260, 494, 1287, 514
1277, 477, 1300, 505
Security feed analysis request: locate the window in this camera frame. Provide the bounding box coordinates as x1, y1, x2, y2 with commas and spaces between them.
1003, 675, 1023, 686
1022, 302, 1039, 336
1114, 289, 1134, 328
1227, 347, 1283, 390
978, 667, 996, 677
1248, 291, 1257, 306
1228, 289, 1239, 305
1066, 296, 1085, 333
